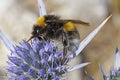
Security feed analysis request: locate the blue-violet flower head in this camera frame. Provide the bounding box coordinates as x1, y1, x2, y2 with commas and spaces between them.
7, 38, 68, 80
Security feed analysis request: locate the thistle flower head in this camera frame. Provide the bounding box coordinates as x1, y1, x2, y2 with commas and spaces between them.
109, 48, 120, 80
7, 38, 67, 80
100, 48, 120, 80
7, 38, 90, 80
110, 69, 120, 80
86, 48, 120, 80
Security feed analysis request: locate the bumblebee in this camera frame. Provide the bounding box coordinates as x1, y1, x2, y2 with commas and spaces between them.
28, 15, 89, 63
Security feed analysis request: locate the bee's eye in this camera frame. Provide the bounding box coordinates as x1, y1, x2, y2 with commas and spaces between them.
36, 16, 47, 27
32, 26, 41, 35
36, 30, 39, 33
63, 22, 75, 32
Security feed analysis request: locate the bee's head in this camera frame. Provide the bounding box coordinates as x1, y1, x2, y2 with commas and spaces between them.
63, 22, 75, 32
35, 16, 47, 27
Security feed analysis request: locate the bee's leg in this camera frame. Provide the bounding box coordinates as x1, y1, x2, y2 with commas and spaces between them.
27, 36, 35, 42
27, 34, 45, 42
62, 31, 68, 64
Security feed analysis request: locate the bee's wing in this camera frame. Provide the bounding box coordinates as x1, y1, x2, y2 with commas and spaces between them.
63, 19, 90, 26
46, 19, 90, 26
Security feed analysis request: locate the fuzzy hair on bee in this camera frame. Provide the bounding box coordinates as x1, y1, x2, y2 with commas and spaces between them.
28, 15, 89, 63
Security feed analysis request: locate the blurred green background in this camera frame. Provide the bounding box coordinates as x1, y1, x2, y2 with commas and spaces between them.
0, 0, 120, 80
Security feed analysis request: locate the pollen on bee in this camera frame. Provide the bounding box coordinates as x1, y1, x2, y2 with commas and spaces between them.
36, 16, 47, 27
63, 22, 75, 32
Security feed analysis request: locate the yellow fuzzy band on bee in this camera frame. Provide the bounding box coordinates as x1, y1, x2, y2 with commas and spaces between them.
63, 22, 75, 32
36, 16, 46, 27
